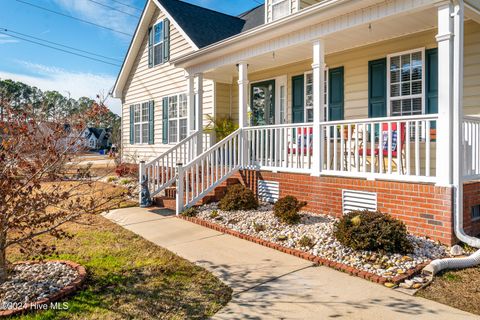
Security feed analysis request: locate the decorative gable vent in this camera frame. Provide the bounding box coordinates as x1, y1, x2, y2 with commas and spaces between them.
342, 190, 377, 214
258, 180, 280, 203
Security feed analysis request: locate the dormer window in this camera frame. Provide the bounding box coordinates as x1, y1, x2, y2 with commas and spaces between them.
271, 0, 289, 21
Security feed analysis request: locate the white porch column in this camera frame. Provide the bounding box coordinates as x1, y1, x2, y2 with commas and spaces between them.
195, 73, 204, 155
312, 39, 325, 176
436, 3, 454, 186
186, 74, 195, 134
237, 61, 249, 128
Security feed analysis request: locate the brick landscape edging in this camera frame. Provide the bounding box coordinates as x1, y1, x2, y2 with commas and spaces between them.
0, 260, 87, 318
178, 215, 429, 286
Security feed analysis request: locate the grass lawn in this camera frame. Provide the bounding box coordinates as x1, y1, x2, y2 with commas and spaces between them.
7, 183, 232, 319
417, 266, 480, 315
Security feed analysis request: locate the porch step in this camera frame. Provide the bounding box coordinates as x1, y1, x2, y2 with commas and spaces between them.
152, 177, 242, 211
153, 196, 176, 211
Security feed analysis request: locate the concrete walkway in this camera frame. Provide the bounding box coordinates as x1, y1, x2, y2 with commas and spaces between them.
105, 207, 478, 320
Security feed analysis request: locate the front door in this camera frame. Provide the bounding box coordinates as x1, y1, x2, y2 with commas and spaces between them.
251, 80, 275, 126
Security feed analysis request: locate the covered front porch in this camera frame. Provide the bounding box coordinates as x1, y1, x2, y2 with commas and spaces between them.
173, 1, 479, 187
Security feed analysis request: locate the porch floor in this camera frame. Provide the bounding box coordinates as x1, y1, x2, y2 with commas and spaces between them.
105, 207, 475, 320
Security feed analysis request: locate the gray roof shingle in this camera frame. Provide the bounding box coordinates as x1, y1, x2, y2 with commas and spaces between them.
157, 0, 265, 48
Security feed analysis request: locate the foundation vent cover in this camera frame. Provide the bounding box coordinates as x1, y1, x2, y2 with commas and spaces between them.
258, 180, 280, 203
342, 190, 377, 214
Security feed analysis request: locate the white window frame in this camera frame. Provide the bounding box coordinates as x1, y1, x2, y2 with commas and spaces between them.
133, 102, 150, 145
269, 0, 291, 22
167, 93, 188, 144
152, 20, 164, 67
387, 48, 425, 117
304, 67, 329, 123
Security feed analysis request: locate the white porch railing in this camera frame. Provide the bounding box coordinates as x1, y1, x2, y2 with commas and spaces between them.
321, 114, 438, 183
143, 131, 207, 197
177, 129, 242, 211
463, 116, 480, 180
243, 123, 314, 173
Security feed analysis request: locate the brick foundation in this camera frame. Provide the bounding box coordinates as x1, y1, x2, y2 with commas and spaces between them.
463, 180, 480, 238
233, 170, 455, 245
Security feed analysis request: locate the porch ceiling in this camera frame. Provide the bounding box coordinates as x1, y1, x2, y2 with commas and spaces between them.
206, 7, 438, 82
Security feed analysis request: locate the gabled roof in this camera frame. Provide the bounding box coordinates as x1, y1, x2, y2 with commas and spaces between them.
113, 0, 265, 98
88, 128, 104, 139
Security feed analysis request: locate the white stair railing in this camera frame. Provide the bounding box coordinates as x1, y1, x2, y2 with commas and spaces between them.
176, 129, 242, 214
141, 131, 205, 198
463, 115, 480, 180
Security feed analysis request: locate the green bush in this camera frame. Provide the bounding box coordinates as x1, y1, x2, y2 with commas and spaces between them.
273, 196, 307, 225
218, 184, 258, 211
298, 236, 314, 249
334, 210, 413, 254
209, 210, 219, 219
181, 207, 197, 217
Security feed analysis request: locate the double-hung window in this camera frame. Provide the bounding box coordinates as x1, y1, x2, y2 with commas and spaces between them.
304, 69, 329, 122
167, 94, 188, 143
271, 0, 289, 21
148, 19, 170, 67
133, 102, 150, 144
388, 49, 425, 116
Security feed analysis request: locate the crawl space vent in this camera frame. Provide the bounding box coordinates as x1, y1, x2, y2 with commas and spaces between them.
342, 190, 377, 214
258, 180, 280, 203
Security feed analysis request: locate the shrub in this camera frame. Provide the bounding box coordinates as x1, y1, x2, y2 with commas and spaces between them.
273, 196, 307, 225
218, 184, 258, 211
253, 222, 266, 233
334, 210, 413, 254
115, 163, 138, 178
119, 178, 132, 185
181, 207, 197, 217
209, 210, 219, 219
298, 236, 314, 249
106, 176, 118, 183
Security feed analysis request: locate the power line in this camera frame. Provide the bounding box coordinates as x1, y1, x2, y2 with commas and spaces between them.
1, 28, 123, 62
110, 0, 143, 11
0, 31, 122, 67
86, 0, 140, 18
14, 0, 133, 37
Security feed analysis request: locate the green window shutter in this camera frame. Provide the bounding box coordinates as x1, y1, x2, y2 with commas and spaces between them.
162, 97, 169, 144
291, 75, 304, 123
328, 67, 344, 121
426, 48, 438, 114
129, 105, 134, 144
149, 100, 155, 145
368, 58, 387, 118
163, 18, 170, 62
148, 27, 153, 68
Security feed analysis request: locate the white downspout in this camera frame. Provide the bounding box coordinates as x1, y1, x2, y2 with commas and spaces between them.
423, 0, 480, 275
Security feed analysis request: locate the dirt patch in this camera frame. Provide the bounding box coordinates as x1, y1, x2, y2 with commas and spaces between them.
417, 266, 480, 315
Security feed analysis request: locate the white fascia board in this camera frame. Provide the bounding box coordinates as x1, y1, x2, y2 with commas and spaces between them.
465, 1, 480, 23
113, 0, 199, 98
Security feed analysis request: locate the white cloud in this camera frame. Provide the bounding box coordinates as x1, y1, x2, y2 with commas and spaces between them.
0, 34, 19, 44
0, 62, 121, 115
53, 0, 138, 39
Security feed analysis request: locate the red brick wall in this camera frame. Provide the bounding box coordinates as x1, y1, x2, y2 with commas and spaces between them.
463, 181, 480, 238
233, 170, 455, 245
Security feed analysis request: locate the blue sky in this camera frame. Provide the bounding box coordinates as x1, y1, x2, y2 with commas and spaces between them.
0, 0, 262, 114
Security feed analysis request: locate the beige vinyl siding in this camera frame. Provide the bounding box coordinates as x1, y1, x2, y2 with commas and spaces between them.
121, 8, 214, 162
215, 82, 233, 119
464, 21, 480, 116
226, 23, 480, 124
299, 0, 323, 10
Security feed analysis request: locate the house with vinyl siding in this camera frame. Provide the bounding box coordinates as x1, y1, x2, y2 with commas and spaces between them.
113, 0, 480, 245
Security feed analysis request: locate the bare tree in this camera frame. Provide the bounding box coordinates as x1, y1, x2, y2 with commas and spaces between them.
0, 98, 131, 283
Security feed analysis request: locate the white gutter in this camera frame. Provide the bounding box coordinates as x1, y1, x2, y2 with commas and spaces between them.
423, 0, 480, 275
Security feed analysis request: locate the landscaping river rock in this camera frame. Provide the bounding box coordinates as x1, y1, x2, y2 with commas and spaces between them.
0, 262, 78, 311
196, 203, 450, 279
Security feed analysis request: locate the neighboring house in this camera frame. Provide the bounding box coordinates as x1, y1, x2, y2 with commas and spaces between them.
113, 0, 480, 245
81, 127, 111, 150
